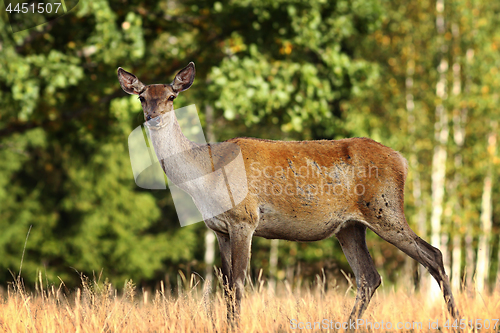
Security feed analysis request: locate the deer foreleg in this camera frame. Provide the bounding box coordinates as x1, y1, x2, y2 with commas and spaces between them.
228, 223, 254, 322
215, 232, 233, 318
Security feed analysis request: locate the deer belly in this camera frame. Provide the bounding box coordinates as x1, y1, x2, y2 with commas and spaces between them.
254, 206, 345, 242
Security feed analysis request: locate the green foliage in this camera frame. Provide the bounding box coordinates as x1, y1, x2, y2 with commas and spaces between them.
0, 0, 383, 288
209, 0, 382, 139
2, 0, 497, 291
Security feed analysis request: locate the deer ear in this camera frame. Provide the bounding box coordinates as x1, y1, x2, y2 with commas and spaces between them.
172, 62, 195, 93
117, 67, 146, 95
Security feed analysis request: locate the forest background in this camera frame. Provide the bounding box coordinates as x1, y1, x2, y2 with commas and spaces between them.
0, 0, 499, 297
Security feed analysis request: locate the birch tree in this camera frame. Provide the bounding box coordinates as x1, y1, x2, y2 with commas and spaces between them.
204, 104, 216, 286
405, 38, 429, 291
448, 20, 470, 292
429, 0, 450, 296
476, 126, 497, 292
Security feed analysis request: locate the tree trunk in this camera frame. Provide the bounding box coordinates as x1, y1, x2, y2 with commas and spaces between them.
204, 231, 216, 283
269, 239, 279, 293
497, 245, 500, 292
463, 48, 476, 289
430, 0, 449, 298
405, 40, 425, 291
204, 104, 217, 286
476, 128, 497, 292
450, 23, 467, 292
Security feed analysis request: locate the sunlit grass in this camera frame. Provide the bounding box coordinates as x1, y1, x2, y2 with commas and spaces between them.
1, 272, 499, 332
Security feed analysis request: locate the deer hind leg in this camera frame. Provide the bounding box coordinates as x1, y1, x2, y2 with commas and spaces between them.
366, 215, 460, 319
336, 222, 381, 322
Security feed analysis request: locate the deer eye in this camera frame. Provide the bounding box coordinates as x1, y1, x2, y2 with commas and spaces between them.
138, 96, 145, 103
168, 95, 176, 101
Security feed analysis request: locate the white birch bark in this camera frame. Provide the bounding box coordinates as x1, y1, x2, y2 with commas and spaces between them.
476, 127, 497, 292
204, 104, 216, 284
463, 49, 475, 289
430, 0, 449, 297
450, 23, 467, 292
204, 230, 215, 282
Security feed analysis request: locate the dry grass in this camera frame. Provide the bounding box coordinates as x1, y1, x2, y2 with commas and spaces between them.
1, 273, 499, 333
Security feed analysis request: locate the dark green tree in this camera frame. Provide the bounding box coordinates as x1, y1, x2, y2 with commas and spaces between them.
0, 0, 383, 288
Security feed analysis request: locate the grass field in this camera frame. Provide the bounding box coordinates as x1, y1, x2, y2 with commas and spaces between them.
1, 273, 499, 332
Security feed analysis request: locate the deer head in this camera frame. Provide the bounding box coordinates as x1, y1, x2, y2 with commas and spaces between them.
117, 62, 196, 121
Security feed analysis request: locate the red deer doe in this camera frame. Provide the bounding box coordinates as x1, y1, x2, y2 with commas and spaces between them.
117, 62, 459, 323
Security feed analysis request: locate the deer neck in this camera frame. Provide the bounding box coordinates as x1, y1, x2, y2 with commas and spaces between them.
146, 111, 210, 193
147, 111, 198, 156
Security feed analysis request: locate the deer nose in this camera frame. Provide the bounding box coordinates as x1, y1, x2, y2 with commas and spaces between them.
146, 115, 152, 121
